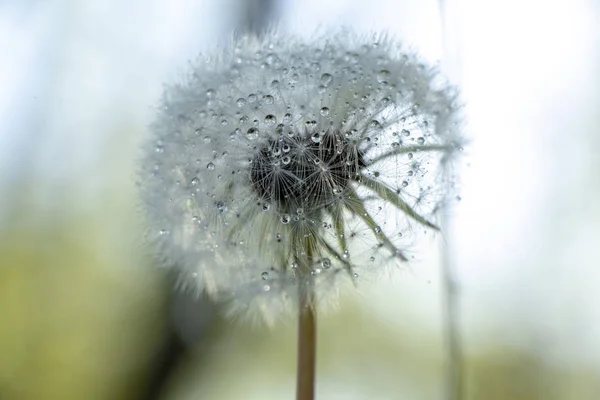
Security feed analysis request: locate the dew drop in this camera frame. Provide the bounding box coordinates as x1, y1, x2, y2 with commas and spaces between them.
369, 120, 381, 129
353, 273, 359, 278
321, 258, 331, 269
263, 284, 271, 291
374, 226, 382, 234
264, 114, 276, 126
263, 95, 274, 105
402, 180, 408, 187
342, 250, 350, 260
280, 214, 291, 224
291, 262, 298, 269
282, 156, 291, 164
262, 202, 271, 211
417, 137, 425, 145
402, 129, 410, 137
248, 93, 257, 103
261, 271, 270, 280
215, 201, 228, 213
283, 113, 292, 123
206, 162, 215, 170
407, 152, 413, 159
376, 69, 390, 83
311, 132, 322, 143
296, 208, 304, 215
332, 185, 343, 195
190, 177, 199, 185
247, 127, 259, 140
270, 79, 280, 88
159, 229, 168, 235
236, 98, 246, 107
282, 144, 291, 153
206, 89, 216, 98
320, 73, 333, 87
320, 107, 330, 116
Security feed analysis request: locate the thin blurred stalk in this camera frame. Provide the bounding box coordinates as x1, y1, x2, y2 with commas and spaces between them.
438, 1, 464, 399
296, 283, 316, 400
235, 0, 278, 36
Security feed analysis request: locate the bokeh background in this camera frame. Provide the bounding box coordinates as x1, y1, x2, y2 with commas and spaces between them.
1, 0, 599, 399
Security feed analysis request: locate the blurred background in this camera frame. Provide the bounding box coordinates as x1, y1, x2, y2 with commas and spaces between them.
1, 0, 599, 399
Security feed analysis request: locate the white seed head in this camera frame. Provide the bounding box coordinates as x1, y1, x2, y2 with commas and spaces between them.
140, 30, 463, 324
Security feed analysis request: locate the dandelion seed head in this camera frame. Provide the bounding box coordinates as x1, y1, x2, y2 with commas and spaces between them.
140, 30, 463, 324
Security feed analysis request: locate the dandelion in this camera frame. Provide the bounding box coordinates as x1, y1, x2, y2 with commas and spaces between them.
140, 30, 462, 399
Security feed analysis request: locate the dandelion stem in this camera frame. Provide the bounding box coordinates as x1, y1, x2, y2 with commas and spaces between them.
296, 279, 316, 400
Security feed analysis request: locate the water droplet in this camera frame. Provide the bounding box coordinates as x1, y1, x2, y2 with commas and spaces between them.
215, 201, 227, 213
236, 98, 246, 107
206, 89, 216, 98
374, 226, 382, 234
417, 137, 425, 145
280, 214, 291, 224
407, 152, 413, 159
261, 271, 270, 280
332, 185, 343, 195
283, 113, 292, 123
369, 120, 381, 129
353, 273, 359, 278
206, 162, 215, 170
402, 129, 410, 137
376, 69, 390, 83
262, 202, 271, 211
248, 93, 257, 103
264, 114, 276, 126
402, 180, 408, 187
282, 144, 291, 153
282, 156, 291, 164
342, 250, 350, 260
291, 262, 298, 269
321, 258, 331, 269
311, 132, 322, 143
320, 73, 333, 87
247, 127, 259, 140
190, 177, 199, 185
263, 95, 274, 104
320, 107, 330, 116
270, 79, 280, 88
263, 284, 271, 291
296, 208, 304, 215
159, 229, 168, 235
291, 73, 300, 82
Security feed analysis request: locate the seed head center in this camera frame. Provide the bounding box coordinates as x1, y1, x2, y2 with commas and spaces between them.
250, 130, 365, 212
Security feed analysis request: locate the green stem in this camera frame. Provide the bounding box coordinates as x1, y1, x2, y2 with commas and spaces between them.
296, 275, 316, 400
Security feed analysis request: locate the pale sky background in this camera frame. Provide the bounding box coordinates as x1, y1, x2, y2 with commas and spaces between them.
1, 0, 599, 398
